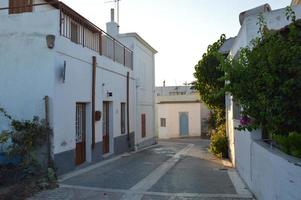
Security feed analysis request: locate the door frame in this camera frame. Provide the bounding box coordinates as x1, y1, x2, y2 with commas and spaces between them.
75, 103, 86, 165
103, 101, 113, 155
179, 112, 189, 137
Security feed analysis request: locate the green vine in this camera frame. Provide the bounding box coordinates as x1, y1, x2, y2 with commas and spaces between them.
0, 107, 50, 172
223, 13, 301, 138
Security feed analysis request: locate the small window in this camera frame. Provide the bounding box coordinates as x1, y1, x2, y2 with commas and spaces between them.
160, 118, 166, 127
233, 100, 241, 120
9, 0, 33, 14
71, 21, 79, 43
141, 114, 146, 138
121, 103, 126, 134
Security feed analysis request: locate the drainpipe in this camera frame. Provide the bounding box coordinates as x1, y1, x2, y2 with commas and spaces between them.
127, 72, 130, 148
92, 56, 96, 149
43, 95, 52, 168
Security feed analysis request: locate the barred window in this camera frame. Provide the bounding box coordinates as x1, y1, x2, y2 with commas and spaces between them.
160, 118, 166, 127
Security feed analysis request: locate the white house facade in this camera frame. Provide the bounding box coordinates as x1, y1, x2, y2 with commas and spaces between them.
155, 86, 210, 139
225, 3, 301, 200
0, 0, 157, 174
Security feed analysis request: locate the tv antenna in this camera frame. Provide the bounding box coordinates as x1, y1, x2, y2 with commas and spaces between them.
105, 0, 121, 25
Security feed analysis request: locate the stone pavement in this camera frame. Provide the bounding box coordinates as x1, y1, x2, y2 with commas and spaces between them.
29, 139, 254, 200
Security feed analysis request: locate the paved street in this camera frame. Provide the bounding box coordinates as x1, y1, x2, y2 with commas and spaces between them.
29, 139, 253, 200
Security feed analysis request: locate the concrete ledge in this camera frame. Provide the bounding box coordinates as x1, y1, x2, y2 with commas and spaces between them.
136, 136, 157, 150
114, 132, 135, 155
54, 149, 76, 175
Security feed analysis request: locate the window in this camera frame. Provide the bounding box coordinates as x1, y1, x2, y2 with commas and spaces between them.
121, 103, 126, 134
160, 118, 166, 127
233, 100, 241, 120
9, 0, 33, 14
71, 21, 79, 43
141, 114, 146, 138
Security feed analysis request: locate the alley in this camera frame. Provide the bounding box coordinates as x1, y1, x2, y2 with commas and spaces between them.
29, 139, 253, 200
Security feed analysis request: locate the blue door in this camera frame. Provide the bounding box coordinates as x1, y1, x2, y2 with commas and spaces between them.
179, 112, 189, 136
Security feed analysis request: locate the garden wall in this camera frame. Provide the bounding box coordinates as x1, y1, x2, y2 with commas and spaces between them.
233, 120, 301, 200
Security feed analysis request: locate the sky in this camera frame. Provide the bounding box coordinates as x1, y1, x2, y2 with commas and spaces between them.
60, 0, 291, 86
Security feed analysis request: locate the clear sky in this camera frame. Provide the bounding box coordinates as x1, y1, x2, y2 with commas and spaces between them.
61, 0, 291, 86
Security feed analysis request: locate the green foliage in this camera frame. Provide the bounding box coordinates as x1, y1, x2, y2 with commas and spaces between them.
272, 132, 301, 158
194, 34, 227, 127
223, 19, 301, 137
209, 124, 228, 158
0, 108, 50, 170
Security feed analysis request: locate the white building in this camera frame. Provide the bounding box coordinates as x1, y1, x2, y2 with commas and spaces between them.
155, 85, 210, 139
226, 3, 301, 200
0, 0, 157, 174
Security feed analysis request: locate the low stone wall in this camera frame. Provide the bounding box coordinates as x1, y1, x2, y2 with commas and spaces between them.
234, 128, 301, 200
136, 136, 157, 150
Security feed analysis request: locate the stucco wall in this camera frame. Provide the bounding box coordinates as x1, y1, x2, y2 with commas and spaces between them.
157, 103, 202, 139
119, 36, 156, 148
0, 10, 59, 132
54, 34, 136, 158
234, 128, 301, 200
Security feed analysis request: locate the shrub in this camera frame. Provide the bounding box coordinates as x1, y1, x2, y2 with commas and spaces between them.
0, 116, 50, 169
223, 18, 301, 137
194, 34, 227, 127
273, 132, 301, 158
210, 124, 228, 158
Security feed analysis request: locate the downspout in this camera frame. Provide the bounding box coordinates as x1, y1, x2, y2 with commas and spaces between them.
127, 71, 130, 148
43, 95, 52, 168
92, 56, 96, 149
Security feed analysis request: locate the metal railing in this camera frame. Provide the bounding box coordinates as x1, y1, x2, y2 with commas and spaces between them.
60, 6, 133, 69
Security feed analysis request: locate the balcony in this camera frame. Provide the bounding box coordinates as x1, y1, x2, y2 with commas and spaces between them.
59, 3, 133, 69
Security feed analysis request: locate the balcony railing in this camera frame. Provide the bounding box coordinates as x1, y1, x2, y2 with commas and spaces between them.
59, 3, 133, 69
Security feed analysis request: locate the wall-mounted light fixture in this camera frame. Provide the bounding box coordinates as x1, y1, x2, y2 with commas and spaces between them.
107, 91, 113, 97
46, 34, 55, 49
61, 61, 66, 83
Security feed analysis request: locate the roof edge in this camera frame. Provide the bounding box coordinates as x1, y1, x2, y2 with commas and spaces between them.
119, 33, 158, 54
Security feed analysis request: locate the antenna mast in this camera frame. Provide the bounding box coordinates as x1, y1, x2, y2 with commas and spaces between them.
105, 0, 121, 25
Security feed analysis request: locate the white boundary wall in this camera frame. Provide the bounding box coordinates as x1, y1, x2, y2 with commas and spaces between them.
233, 124, 301, 200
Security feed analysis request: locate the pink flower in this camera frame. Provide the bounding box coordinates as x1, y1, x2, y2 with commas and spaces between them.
240, 116, 251, 126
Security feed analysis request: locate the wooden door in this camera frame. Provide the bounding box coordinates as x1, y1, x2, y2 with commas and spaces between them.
179, 112, 189, 136
103, 102, 110, 154
141, 114, 146, 138
75, 103, 86, 165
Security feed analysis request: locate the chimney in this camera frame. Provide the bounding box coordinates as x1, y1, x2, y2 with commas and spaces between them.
106, 8, 119, 37
163, 80, 166, 87
111, 8, 115, 22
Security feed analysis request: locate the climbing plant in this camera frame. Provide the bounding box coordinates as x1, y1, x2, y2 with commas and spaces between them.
223, 9, 301, 138
0, 107, 50, 170
194, 35, 228, 158
194, 34, 227, 128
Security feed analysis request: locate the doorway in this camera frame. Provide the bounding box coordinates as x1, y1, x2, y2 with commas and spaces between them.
103, 102, 110, 154
179, 112, 189, 136
75, 103, 86, 165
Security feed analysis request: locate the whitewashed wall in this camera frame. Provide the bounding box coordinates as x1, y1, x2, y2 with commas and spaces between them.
157, 103, 202, 139
54, 34, 135, 156
233, 127, 301, 200
119, 35, 156, 148
0, 7, 136, 159
0, 10, 58, 132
